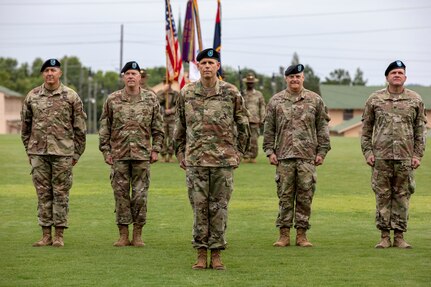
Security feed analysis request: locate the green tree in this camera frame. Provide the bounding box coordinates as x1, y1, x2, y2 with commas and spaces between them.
352, 67, 367, 86
303, 65, 321, 95
323, 69, 352, 85
291, 52, 300, 66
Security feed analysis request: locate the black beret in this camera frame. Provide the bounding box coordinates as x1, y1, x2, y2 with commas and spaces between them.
121, 61, 141, 74
140, 69, 148, 77
385, 60, 406, 76
40, 58, 61, 72
196, 48, 220, 62
284, 64, 304, 76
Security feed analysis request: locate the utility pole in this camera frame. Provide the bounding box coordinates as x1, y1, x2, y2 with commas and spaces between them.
87, 69, 93, 133
120, 24, 124, 76
63, 57, 68, 85
93, 81, 98, 133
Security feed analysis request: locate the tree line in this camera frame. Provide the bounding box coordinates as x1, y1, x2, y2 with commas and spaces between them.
0, 54, 367, 132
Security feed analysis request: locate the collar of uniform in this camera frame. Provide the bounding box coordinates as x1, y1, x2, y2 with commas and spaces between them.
195, 79, 221, 97
121, 88, 144, 102
383, 87, 408, 100
283, 88, 305, 102
40, 83, 64, 97
245, 88, 256, 94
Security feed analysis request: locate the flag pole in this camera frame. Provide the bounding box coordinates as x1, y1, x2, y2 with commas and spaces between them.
193, 0, 203, 51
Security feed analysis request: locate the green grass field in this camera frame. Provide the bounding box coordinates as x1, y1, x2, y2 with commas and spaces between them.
1, 135, 430, 286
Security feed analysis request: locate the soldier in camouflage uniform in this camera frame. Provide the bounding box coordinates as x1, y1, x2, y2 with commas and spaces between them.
242, 73, 266, 163
21, 58, 87, 247
174, 48, 250, 270
139, 69, 153, 92
361, 60, 427, 249
263, 64, 331, 248
157, 79, 179, 163
99, 61, 164, 247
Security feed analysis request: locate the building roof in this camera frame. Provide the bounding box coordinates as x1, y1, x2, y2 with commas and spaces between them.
330, 115, 362, 134
0, 85, 23, 97
320, 85, 431, 109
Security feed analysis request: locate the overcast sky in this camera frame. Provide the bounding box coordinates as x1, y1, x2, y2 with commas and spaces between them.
1, 0, 430, 86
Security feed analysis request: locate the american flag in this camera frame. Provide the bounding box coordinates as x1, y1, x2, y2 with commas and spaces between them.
165, 0, 185, 88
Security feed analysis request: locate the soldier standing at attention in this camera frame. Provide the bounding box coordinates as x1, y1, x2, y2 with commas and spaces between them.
361, 60, 427, 249
139, 68, 153, 92
174, 48, 250, 270
99, 61, 164, 247
157, 78, 179, 163
263, 64, 331, 248
21, 58, 87, 247
242, 72, 266, 163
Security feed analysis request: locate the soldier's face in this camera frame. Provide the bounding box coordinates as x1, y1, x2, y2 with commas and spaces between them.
285, 73, 304, 92
246, 82, 255, 89
123, 70, 141, 88
386, 68, 406, 87
42, 67, 62, 86
197, 58, 220, 80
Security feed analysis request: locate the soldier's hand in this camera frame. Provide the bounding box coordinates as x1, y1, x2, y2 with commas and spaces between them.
72, 159, 78, 166
105, 155, 113, 165
366, 155, 375, 167
180, 159, 186, 170
150, 151, 158, 164
315, 155, 324, 166
412, 157, 421, 169
269, 154, 278, 166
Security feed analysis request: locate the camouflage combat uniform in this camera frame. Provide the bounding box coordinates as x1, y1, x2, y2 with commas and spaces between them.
99, 88, 164, 225
157, 88, 179, 159
263, 88, 330, 230
243, 89, 266, 160
174, 79, 250, 250
21, 83, 87, 227
361, 88, 427, 232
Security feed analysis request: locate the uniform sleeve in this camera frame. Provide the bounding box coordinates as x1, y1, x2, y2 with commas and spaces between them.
413, 100, 427, 158
151, 97, 165, 153
315, 98, 331, 158
170, 91, 179, 114
361, 97, 375, 159
98, 98, 112, 161
174, 91, 187, 161
234, 93, 251, 155
157, 90, 166, 113
72, 95, 87, 161
262, 98, 276, 156
20, 95, 33, 153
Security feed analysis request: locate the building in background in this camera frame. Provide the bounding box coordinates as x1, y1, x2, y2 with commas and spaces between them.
321, 85, 431, 137
0, 86, 23, 134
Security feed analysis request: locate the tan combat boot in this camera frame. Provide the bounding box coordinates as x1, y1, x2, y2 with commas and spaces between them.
393, 230, 412, 249
113, 225, 130, 247
249, 158, 257, 163
192, 248, 207, 270
52, 227, 65, 247
130, 224, 145, 247
296, 228, 313, 247
375, 230, 391, 248
210, 249, 225, 270
167, 155, 173, 163
273, 227, 290, 247
32, 226, 52, 247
